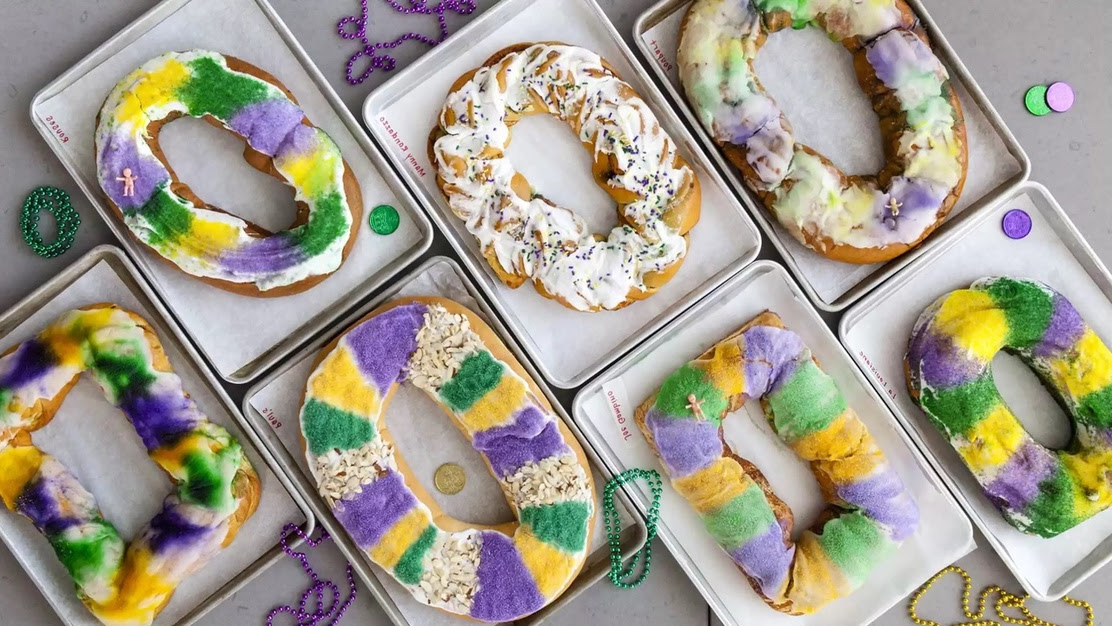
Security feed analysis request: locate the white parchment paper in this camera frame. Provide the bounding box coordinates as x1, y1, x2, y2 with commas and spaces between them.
640, 2, 1023, 305
33, 0, 426, 380
0, 258, 306, 626
364, 0, 762, 387
248, 260, 636, 626
575, 264, 974, 626
842, 187, 1112, 599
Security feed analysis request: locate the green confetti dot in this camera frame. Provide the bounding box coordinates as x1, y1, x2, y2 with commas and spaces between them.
1025, 85, 1051, 117
369, 204, 400, 235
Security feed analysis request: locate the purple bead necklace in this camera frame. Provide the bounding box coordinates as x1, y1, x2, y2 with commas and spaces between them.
338, 0, 477, 85
267, 523, 357, 626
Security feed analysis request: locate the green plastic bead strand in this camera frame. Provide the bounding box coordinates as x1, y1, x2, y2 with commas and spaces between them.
20, 186, 80, 258
603, 468, 662, 589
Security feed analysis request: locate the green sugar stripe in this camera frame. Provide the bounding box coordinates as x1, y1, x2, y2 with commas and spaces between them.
768, 360, 847, 442
394, 525, 438, 585
89, 341, 156, 401
290, 191, 349, 256
51, 523, 123, 586
132, 185, 194, 249
439, 351, 504, 412
753, 0, 808, 18
1023, 464, 1078, 538
181, 448, 238, 509
985, 279, 1053, 349
703, 483, 775, 548
520, 501, 592, 553
654, 364, 726, 424
919, 374, 1000, 437
301, 398, 376, 455
817, 511, 893, 587
177, 56, 271, 121
1078, 386, 1112, 429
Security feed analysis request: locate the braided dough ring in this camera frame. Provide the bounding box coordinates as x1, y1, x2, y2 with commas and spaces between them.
678, 0, 968, 264
636, 311, 918, 614
0, 305, 260, 626
430, 42, 701, 312
907, 277, 1112, 537
299, 297, 595, 621
95, 50, 363, 297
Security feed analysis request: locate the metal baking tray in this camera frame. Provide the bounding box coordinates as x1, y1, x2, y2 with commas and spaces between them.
632, 0, 1030, 312
0, 245, 315, 626
840, 181, 1112, 601
362, 0, 763, 389
29, 0, 434, 384
241, 255, 648, 626
573, 260, 974, 626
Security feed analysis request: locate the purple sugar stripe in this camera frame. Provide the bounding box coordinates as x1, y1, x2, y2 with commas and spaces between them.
275, 124, 322, 161
730, 519, 794, 597
865, 30, 940, 90
217, 234, 307, 275
145, 507, 217, 554
907, 323, 984, 389
97, 131, 171, 210
0, 339, 56, 390
1033, 295, 1086, 358
229, 99, 305, 157
471, 405, 570, 477
836, 469, 920, 541
984, 441, 1058, 512
16, 477, 82, 536
469, 530, 545, 621
740, 326, 805, 395
333, 469, 416, 549
345, 304, 427, 395
644, 410, 722, 478
118, 387, 200, 451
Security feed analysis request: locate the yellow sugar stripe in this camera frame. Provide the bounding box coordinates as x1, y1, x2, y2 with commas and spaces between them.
1063, 450, 1112, 519
90, 548, 177, 623
957, 405, 1025, 471
112, 58, 191, 131
1049, 329, 1112, 400
673, 457, 751, 514
370, 509, 430, 569
790, 411, 863, 462
934, 290, 1008, 362
515, 530, 577, 598
458, 375, 526, 433
0, 447, 43, 508
786, 532, 852, 614
694, 340, 746, 397
186, 218, 241, 253
309, 346, 381, 417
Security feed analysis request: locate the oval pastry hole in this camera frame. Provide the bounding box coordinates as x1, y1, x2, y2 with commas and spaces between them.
754, 27, 885, 176
726, 403, 826, 524
383, 383, 514, 525
159, 117, 299, 233
991, 352, 1072, 450
501, 115, 619, 236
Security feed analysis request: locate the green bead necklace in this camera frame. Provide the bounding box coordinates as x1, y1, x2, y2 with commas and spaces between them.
20, 186, 80, 258
603, 468, 662, 589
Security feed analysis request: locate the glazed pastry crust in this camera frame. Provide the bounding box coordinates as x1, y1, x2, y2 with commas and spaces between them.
94, 55, 363, 297
429, 42, 701, 311
299, 296, 596, 616
679, 3, 968, 265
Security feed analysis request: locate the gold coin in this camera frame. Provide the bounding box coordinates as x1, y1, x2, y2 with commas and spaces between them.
434, 463, 466, 495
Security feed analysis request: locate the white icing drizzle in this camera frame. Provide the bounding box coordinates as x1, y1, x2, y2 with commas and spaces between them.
432, 43, 696, 311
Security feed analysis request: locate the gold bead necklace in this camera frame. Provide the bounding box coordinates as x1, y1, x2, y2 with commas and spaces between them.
908, 566, 1093, 626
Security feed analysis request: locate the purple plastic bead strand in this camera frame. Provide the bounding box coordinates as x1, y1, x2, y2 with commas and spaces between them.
337, 0, 477, 85
267, 523, 357, 626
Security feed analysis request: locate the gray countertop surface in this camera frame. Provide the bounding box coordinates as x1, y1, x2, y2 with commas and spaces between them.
0, 0, 1107, 624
